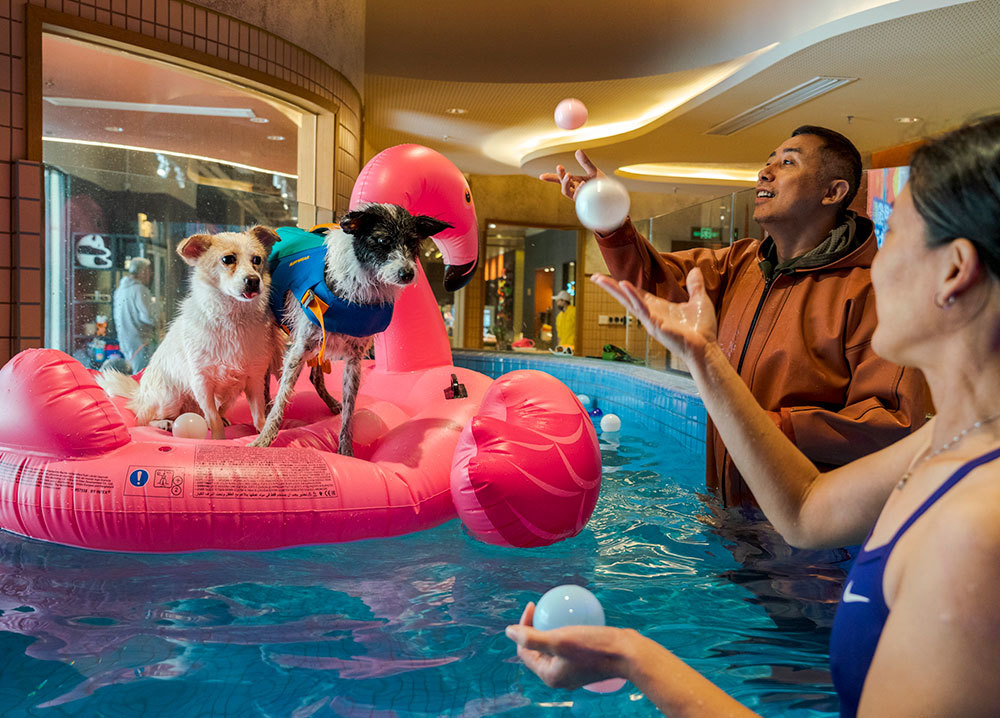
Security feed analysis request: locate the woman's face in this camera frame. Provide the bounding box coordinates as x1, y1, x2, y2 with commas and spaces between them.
870, 185, 939, 363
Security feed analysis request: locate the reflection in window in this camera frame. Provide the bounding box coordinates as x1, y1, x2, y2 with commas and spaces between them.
483, 225, 577, 353
41, 33, 323, 369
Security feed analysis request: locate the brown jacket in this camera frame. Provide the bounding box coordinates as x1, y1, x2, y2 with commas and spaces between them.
597, 215, 929, 507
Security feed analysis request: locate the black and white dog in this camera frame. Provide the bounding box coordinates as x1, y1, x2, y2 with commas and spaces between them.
250, 204, 452, 453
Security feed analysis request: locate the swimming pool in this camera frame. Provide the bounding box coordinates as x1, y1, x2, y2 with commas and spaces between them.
0, 355, 846, 716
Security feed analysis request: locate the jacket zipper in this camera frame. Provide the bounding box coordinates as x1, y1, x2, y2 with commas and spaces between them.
735, 274, 780, 375
722, 272, 781, 507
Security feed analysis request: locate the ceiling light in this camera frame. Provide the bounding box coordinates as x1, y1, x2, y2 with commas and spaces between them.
44, 97, 259, 118
894, 116, 921, 124
444, 108, 467, 115
617, 163, 758, 184
266, 135, 285, 141
492, 44, 776, 168
104, 126, 124, 133
705, 76, 857, 136
250, 116, 269, 124
488, 223, 496, 229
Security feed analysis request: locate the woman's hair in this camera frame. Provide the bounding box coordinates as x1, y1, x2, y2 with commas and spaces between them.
127, 256, 151, 276
909, 114, 1000, 279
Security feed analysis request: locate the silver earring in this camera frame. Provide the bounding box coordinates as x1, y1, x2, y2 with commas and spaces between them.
934, 292, 955, 308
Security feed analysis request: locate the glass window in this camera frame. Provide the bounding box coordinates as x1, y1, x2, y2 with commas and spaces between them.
582, 188, 760, 371
41, 33, 327, 369
482, 224, 578, 353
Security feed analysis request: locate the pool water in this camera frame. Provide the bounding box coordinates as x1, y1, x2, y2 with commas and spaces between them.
0, 423, 847, 717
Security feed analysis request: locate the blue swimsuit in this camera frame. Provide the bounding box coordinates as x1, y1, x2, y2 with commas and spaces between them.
828, 446, 1000, 717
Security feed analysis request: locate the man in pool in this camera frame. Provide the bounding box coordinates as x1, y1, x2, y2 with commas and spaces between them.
541, 126, 929, 508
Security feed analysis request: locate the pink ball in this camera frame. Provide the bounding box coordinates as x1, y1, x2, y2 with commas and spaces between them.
554, 98, 588, 130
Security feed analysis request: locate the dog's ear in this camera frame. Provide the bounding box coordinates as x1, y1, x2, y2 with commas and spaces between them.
177, 234, 213, 265
413, 216, 454, 239
249, 225, 280, 253
338, 209, 377, 237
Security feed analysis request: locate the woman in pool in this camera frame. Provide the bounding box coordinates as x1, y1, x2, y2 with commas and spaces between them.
506, 114, 1000, 717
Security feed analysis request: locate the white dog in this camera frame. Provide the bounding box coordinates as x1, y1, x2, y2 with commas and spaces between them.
250, 204, 451, 453
99, 227, 283, 439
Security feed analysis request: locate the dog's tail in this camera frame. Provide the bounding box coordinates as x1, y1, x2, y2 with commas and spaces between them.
96, 370, 140, 400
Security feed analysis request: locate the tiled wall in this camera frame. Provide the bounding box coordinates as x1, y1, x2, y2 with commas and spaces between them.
452, 349, 707, 459
578, 276, 671, 370
0, 0, 363, 363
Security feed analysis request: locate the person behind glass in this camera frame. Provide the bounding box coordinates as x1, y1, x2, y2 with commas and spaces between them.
510, 115, 1000, 717
112, 256, 157, 372
541, 128, 930, 508
553, 289, 576, 352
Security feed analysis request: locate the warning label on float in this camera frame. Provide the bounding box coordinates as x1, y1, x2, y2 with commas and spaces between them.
123, 466, 186, 498
192, 446, 336, 499
0, 459, 113, 495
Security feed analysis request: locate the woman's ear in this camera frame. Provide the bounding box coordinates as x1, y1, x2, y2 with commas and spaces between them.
939, 238, 985, 302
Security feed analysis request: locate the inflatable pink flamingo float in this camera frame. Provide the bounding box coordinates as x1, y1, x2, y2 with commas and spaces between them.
0, 145, 601, 552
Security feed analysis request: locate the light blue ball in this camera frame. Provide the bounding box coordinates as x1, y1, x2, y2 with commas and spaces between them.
576, 394, 592, 408
534, 584, 605, 631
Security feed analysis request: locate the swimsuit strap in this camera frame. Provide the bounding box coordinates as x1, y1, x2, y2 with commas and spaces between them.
883, 446, 1000, 551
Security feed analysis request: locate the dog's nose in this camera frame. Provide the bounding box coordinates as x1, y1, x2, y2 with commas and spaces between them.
397, 267, 415, 284
244, 275, 260, 292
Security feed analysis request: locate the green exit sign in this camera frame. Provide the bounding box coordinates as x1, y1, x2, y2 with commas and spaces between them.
691, 226, 721, 240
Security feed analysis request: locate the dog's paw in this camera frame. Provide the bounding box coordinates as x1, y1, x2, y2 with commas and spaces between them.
150, 419, 174, 432
337, 444, 354, 457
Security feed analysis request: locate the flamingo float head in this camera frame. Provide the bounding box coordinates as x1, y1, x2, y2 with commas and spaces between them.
350, 144, 478, 291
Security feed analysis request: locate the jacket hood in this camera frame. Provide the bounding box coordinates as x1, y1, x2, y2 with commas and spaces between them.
758, 211, 876, 280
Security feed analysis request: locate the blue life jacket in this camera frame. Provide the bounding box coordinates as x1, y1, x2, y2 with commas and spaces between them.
268, 226, 394, 338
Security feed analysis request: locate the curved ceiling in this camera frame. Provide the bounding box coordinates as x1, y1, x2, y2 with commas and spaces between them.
366, 0, 899, 82
364, 0, 999, 192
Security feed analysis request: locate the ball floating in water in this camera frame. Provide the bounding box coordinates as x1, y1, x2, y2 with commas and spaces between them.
575, 177, 631, 233
172, 412, 208, 439
554, 98, 588, 130
533, 585, 627, 693
576, 394, 592, 408
599, 414, 621, 433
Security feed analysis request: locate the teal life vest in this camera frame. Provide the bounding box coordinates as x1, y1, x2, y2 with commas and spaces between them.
268, 226, 394, 338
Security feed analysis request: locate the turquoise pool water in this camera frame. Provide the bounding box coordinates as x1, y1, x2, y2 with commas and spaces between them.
0, 413, 846, 716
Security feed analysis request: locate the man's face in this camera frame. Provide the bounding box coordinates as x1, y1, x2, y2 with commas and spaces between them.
753, 134, 831, 226
556, 300, 568, 311
139, 266, 152, 285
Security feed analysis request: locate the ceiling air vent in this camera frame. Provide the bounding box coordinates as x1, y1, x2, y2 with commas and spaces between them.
706, 76, 857, 136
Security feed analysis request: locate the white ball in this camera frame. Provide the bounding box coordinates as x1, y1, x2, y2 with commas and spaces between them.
172, 412, 209, 439
534, 585, 605, 631
600, 413, 621, 433
575, 178, 630, 233
576, 394, 591, 408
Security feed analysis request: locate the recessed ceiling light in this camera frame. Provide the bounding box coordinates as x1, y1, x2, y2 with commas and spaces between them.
250, 116, 269, 124
104, 126, 124, 133
266, 135, 285, 141
895, 116, 921, 124
444, 108, 467, 115
488, 223, 497, 229
441, 135, 452, 141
